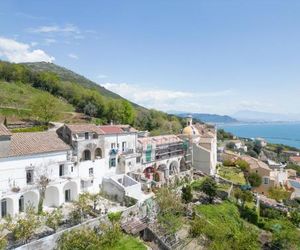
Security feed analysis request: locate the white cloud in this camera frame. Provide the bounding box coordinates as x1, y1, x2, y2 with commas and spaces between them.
0, 37, 55, 63
68, 53, 78, 60
102, 82, 234, 112
97, 74, 108, 79
29, 24, 80, 34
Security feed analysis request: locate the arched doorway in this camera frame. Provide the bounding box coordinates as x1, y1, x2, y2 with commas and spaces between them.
157, 164, 168, 179
95, 148, 102, 159
180, 158, 187, 172
63, 181, 78, 202
82, 149, 91, 161
1, 198, 14, 218
23, 191, 39, 212
45, 186, 60, 207
169, 161, 179, 175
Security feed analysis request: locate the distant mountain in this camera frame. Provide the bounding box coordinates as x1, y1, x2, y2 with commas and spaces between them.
174, 112, 238, 124
233, 110, 300, 122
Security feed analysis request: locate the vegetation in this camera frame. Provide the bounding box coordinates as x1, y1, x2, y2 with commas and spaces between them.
45, 209, 63, 232
268, 187, 290, 202
217, 129, 234, 141
181, 185, 193, 203
218, 166, 246, 185
0, 61, 183, 134
156, 187, 184, 233
199, 177, 217, 203
247, 173, 262, 188
191, 202, 260, 250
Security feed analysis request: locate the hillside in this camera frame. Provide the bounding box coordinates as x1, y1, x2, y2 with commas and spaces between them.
0, 60, 183, 134
176, 112, 238, 124
22, 62, 144, 109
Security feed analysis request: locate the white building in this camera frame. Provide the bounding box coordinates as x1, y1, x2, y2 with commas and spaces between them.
181, 115, 217, 176
0, 125, 78, 218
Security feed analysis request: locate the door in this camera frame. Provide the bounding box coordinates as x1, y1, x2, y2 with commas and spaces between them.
65, 189, 71, 202
19, 196, 24, 213
1, 199, 7, 217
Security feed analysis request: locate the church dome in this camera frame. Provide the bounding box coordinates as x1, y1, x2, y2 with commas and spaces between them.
182, 125, 199, 136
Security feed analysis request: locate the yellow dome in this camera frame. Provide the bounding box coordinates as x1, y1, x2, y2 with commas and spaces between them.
182, 125, 199, 136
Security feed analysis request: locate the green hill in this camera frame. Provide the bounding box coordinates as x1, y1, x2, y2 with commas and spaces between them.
0, 60, 183, 134
22, 62, 144, 109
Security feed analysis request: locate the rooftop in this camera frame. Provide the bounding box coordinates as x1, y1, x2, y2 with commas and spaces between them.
241, 155, 271, 171
98, 125, 126, 134
66, 124, 105, 134
138, 135, 182, 146
0, 131, 70, 158
290, 156, 300, 163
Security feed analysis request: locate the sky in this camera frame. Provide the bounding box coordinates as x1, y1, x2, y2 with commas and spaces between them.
1, 0, 300, 115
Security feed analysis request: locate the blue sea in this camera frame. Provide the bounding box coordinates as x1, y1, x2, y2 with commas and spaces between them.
218, 122, 300, 149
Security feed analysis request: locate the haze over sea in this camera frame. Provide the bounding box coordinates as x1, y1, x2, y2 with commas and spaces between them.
219, 122, 300, 149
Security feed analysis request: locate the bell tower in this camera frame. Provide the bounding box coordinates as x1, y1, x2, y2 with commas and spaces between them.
186, 115, 193, 126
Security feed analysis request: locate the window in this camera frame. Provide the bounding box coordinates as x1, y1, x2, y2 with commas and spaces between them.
117, 143, 120, 149
122, 142, 126, 152
136, 157, 141, 163
111, 143, 116, 149
85, 132, 89, 140
65, 189, 71, 202
1, 199, 7, 217
110, 158, 116, 168
89, 168, 94, 177
71, 166, 74, 172
26, 170, 33, 184
93, 133, 98, 139
263, 177, 269, 185
19, 196, 24, 213
83, 149, 91, 161
59, 164, 64, 177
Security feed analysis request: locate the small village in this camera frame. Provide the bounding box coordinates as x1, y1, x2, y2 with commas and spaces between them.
0, 115, 299, 249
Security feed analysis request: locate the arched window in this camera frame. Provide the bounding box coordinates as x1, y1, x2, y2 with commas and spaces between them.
1, 199, 7, 217
95, 148, 102, 159
82, 149, 91, 161
19, 195, 24, 213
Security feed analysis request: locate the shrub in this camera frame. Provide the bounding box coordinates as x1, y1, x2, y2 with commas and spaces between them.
248, 173, 262, 188
181, 185, 193, 203
200, 177, 217, 203
45, 209, 63, 231
239, 206, 258, 225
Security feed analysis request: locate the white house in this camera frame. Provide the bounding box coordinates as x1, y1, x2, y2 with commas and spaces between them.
0, 126, 78, 219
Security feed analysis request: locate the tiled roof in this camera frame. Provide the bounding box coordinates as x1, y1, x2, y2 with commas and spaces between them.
115, 125, 138, 133
0, 124, 12, 136
66, 124, 105, 134
0, 131, 70, 158
290, 156, 300, 163
98, 125, 125, 134
241, 155, 270, 171
138, 135, 182, 146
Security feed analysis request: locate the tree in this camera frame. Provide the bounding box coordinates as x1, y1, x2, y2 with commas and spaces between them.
268, 187, 290, 202
181, 185, 193, 203
36, 174, 50, 214
275, 145, 284, 156
234, 189, 253, 207
30, 94, 60, 124
226, 142, 236, 150
248, 172, 262, 188
236, 159, 250, 172
253, 141, 262, 155
200, 177, 217, 203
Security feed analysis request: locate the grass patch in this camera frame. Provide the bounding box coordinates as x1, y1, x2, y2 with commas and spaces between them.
113, 234, 147, 250
191, 202, 260, 250
218, 166, 246, 185
0, 81, 74, 118
11, 125, 48, 133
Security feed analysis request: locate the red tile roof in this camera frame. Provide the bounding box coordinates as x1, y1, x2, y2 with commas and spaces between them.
290, 156, 300, 163
98, 125, 125, 134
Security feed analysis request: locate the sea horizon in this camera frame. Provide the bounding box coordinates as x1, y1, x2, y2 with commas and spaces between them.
218, 122, 300, 149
